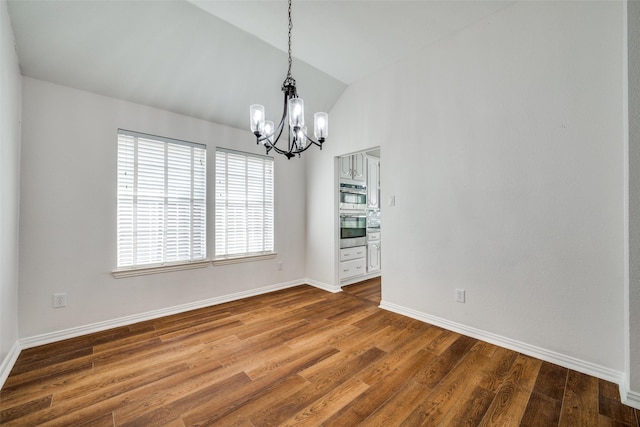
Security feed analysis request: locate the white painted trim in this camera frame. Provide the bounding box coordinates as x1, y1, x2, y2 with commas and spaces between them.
3, 278, 336, 389
622, 0, 632, 411
305, 278, 342, 293
0, 340, 22, 389
112, 259, 210, 278
622, 388, 640, 410
212, 252, 277, 266
341, 272, 381, 287
621, 375, 640, 409
379, 300, 626, 387
19, 279, 305, 351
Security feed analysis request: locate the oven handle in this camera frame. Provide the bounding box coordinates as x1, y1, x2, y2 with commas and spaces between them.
340, 189, 367, 195
340, 214, 366, 218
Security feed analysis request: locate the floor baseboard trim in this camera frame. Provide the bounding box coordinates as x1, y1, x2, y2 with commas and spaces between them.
0, 340, 21, 389
622, 385, 640, 410
19, 279, 306, 351
305, 278, 342, 293
379, 300, 626, 387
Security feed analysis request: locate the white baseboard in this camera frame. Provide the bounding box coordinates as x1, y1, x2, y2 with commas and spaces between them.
305, 278, 342, 293
19, 279, 308, 351
379, 300, 626, 387
341, 272, 381, 287
0, 341, 21, 389
0, 278, 340, 389
621, 379, 640, 410
7, 284, 635, 408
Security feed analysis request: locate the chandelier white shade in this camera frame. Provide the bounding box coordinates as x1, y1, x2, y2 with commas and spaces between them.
249, 0, 328, 159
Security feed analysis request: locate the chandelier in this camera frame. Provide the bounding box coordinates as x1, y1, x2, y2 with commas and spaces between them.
249, 0, 328, 159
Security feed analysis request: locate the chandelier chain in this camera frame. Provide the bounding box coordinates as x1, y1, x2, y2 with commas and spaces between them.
287, 0, 293, 79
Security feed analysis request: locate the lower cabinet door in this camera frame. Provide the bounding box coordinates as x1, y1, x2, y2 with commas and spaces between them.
340, 258, 367, 280
368, 243, 381, 272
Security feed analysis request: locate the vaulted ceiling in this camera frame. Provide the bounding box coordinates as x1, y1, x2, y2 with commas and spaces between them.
7, 0, 514, 131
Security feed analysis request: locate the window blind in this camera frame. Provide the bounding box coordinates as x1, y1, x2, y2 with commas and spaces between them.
215, 148, 274, 258
117, 130, 206, 268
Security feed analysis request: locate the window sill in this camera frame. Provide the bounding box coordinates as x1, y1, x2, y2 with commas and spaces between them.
112, 260, 210, 278
212, 252, 277, 266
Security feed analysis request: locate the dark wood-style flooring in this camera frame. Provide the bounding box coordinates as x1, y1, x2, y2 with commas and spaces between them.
1, 278, 638, 426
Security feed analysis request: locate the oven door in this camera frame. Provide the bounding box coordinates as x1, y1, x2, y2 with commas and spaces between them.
340, 215, 366, 239
339, 190, 367, 210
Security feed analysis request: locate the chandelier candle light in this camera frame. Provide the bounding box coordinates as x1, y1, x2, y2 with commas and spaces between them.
249, 0, 328, 159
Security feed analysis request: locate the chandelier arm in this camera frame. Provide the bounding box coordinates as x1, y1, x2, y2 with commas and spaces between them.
256, 91, 288, 145
299, 130, 324, 148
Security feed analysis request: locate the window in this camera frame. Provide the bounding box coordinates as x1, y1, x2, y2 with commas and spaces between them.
215, 148, 274, 260
116, 129, 206, 270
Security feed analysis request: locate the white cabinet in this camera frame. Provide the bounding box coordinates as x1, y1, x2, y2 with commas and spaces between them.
339, 156, 352, 180
367, 242, 381, 272
340, 245, 366, 280
340, 246, 367, 262
367, 231, 380, 242
367, 157, 380, 209
340, 258, 367, 280
352, 153, 365, 181
339, 153, 366, 182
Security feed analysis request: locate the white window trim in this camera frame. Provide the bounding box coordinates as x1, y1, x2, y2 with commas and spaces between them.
112, 260, 210, 278
212, 252, 278, 266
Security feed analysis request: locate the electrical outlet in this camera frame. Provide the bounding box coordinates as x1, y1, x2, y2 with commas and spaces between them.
277, 261, 283, 271
455, 289, 465, 303
53, 293, 67, 308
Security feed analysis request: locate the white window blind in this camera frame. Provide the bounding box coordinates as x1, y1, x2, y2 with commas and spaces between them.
117, 129, 206, 268
215, 148, 274, 259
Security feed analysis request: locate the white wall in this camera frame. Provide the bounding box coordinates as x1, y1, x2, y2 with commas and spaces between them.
0, 0, 22, 364
308, 1, 626, 375
628, 0, 640, 399
18, 77, 307, 338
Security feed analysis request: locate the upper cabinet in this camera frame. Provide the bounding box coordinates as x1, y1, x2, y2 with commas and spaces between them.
340, 153, 366, 182
367, 157, 380, 209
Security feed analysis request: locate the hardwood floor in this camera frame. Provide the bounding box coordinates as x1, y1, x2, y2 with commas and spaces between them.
1, 278, 638, 426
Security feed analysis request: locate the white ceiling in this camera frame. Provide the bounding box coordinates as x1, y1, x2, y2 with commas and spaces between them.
7, 0, 514, 131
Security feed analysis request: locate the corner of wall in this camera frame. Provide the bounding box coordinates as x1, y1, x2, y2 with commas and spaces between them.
0, 0, 23, 389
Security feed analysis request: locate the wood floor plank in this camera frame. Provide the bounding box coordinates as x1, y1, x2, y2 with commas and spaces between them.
478, 354, 542, 426
118, 371, 252, 427
599, 393, 638, 426
358, 379, 430, 426
423, 328, 462, 355
195, 374, 309, 426
0, 395, 52, 424
437, 385, 496, 427
519, 391, 563, 426
182, 346, 339, 426
250, 347, 385, 426
413, 334, 478, 388
2, 280, 637, 426
400, 342, 494, 426
72, 412, 115, 427
278, 377, 369, 426
558, 370, 599, 427
323, 349, 438, 427
356, 323, 440, 386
